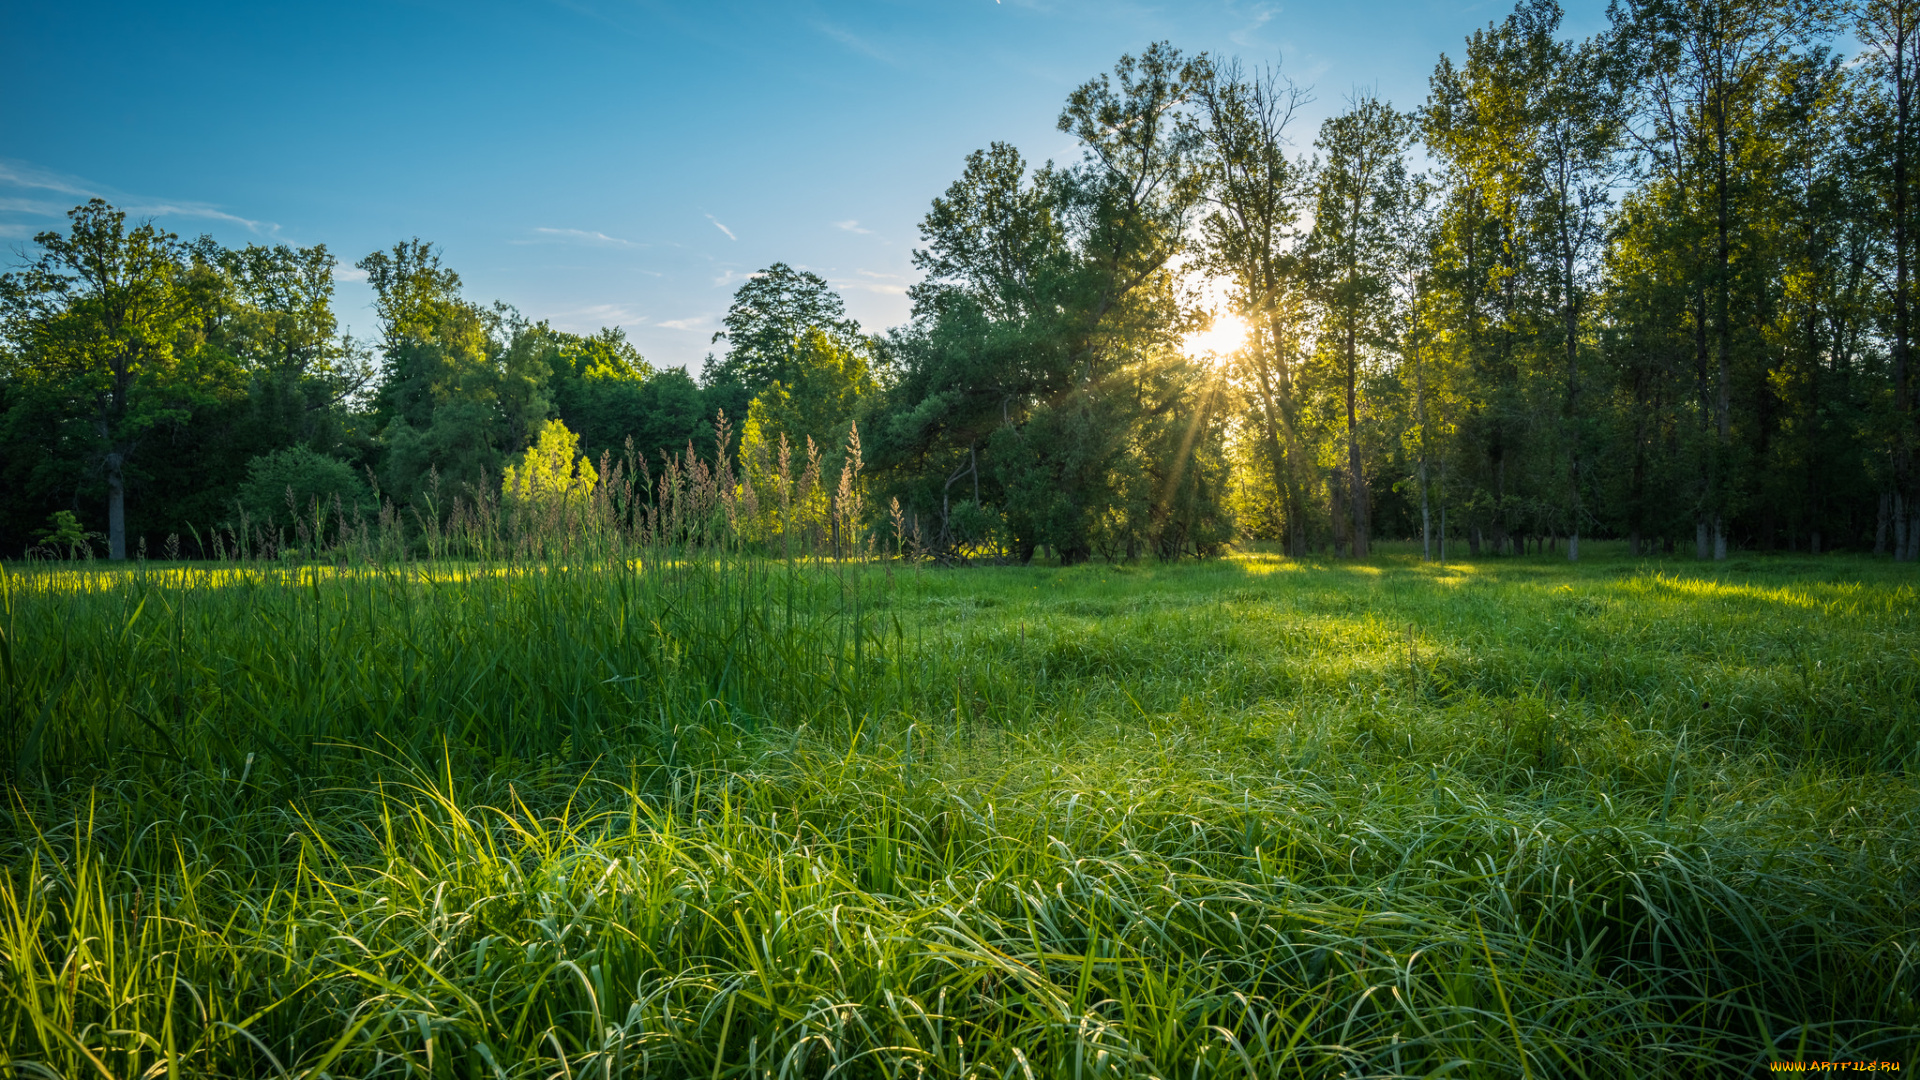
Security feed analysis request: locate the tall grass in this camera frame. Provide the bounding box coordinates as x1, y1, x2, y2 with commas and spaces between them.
1, 545, 1915, 1076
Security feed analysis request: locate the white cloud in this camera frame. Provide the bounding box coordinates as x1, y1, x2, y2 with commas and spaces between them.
657, 316, 712, 331
706, 214, 737, 241
0, 196, 65, 216
1227, 3, 1280, 49
547, 302, 646, 328
834, 219, 872, 235
333, 266, 369, 282
521, 226, 640, 247
0, 158, 278, 234
837, 281, 908, 295
0, 160, 95, 199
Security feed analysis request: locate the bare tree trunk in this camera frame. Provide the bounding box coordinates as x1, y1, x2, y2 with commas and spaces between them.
1420, 455, 1431, 562
1331, 473, 1349, 558
1345, 314, 1369, 559
1714, 72, 1734, 563
1565, 231, 1581, 562
106, 450, 127, 561
1892, 12, 1914, 560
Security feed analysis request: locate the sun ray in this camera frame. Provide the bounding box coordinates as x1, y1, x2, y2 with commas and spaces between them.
1182, 312, 1248, 360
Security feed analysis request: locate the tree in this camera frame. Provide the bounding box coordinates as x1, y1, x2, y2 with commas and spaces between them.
707, 263, 863, 393
1612, 0, 1833, 558
740, 327, 875, 478
1858, 0, 1920, 558
359, 241, 515, 506
1519, 5, 1625, 560
1307, 94, 1416, 557
0, 200, 211, 559
874, 44, 1208, 563
502, 418, 598, 509
1192, 58, 1316, 555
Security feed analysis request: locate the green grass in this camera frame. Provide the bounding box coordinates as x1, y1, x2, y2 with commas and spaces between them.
1, 544, 1915, 1077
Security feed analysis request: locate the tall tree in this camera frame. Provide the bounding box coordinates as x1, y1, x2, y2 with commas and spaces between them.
0, 200, 210, 559
1307, 94, 1416, 557
1612, 0, 1832, 558
1859, 0, 1920, 559
707, 263, 862, 393
1192, 59, 1316, 555
358, 240, 512, 505
1527, 10, 1626, 560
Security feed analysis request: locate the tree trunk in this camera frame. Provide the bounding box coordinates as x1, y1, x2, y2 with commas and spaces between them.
106, 450, 127, 561
1696, 520, 1710, 561
1420, 455, 1431, 562
1565, 230, 1581, 563
1331, 473, 1349, 558
1892, 15, 1914, 561
1714, 69, 1733, 563
1345, 313, 1368, 559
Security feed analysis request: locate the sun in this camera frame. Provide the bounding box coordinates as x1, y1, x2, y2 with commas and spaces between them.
1182, 312, 1249, 360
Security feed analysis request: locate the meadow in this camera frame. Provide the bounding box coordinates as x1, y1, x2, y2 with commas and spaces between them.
0, 543, 1915, 1077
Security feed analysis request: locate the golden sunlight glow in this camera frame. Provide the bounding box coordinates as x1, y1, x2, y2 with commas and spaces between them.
1182, 313, 1248, 360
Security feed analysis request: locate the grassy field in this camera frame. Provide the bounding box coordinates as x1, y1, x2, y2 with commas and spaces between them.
0, 544, 1915, 1077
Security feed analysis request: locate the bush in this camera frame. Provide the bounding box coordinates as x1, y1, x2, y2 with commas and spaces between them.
237, 446, 373, 528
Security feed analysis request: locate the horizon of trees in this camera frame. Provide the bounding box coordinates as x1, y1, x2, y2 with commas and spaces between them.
4, 0, 1918, 564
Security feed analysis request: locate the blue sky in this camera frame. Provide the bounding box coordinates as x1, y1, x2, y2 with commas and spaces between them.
1, 0, 1612, 373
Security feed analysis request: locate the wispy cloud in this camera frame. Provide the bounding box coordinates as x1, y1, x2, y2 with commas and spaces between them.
823, 268, 911, 295
333, 266, 369, 283
0, 160, 94, 199
519, 226, 641, 247
816, 22, 902, 67
834, 219, 873, 235
0, 196, 67, 216
548, 302, 646, 327
0, 158, 277, 234
1227, 2, 1279, 49
706, 214, 737, 241
656, 315, 713, 331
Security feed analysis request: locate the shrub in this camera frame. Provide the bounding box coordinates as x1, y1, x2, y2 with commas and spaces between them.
237, 446, 373, 527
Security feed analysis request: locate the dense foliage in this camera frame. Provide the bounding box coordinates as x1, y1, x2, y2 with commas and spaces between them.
5, 0, 1919, 567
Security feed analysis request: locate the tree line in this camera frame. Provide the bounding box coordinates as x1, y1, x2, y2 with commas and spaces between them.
5, 0, 1918, 564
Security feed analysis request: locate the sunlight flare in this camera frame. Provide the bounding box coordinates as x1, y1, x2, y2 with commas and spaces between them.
1182, 312, 1248, 360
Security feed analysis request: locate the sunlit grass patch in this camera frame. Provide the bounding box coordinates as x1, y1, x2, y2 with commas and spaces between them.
0, 546, 1915, 1076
